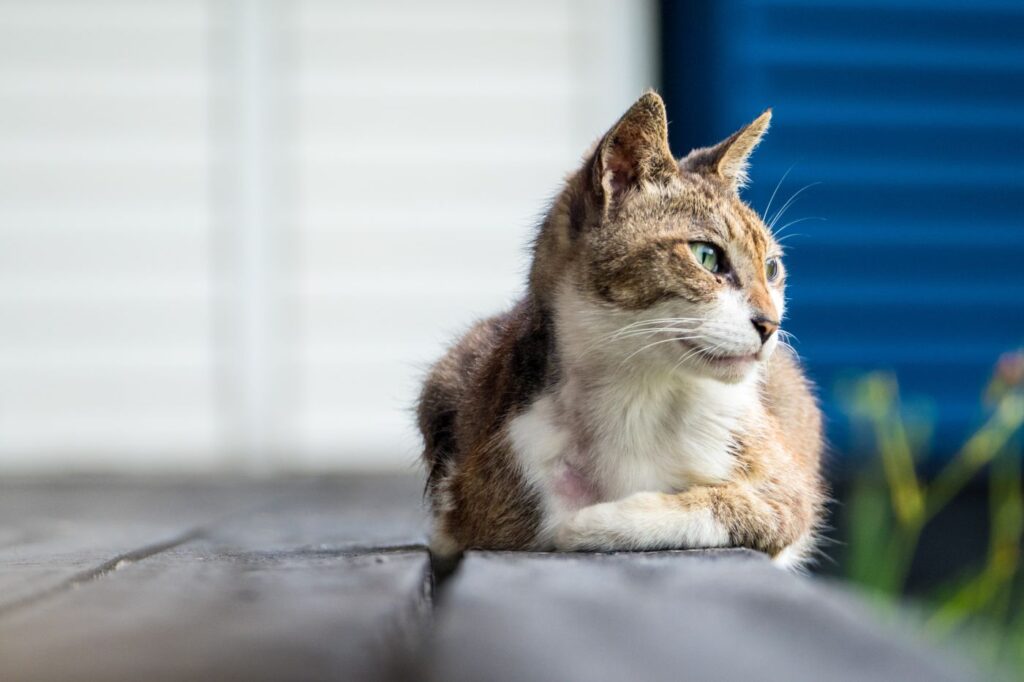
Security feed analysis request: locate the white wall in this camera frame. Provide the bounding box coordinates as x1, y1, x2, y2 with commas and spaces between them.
0, 0, 657, 472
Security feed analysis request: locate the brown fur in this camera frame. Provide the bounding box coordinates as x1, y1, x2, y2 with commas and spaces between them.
418, 300, 552, 550
418, 92, 825, 562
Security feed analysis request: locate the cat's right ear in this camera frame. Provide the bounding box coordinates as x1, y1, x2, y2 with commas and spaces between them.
680, 110, 772, 191
591, 92, 677, 210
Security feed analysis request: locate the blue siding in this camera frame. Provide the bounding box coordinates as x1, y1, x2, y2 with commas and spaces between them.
662, 0, 1024, 458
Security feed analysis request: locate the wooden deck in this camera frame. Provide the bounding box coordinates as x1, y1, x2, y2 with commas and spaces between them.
0, 475, 978, 681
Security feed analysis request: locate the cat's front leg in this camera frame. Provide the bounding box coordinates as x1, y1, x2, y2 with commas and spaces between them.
553, 490, 731, 552
554, 480, 816, 560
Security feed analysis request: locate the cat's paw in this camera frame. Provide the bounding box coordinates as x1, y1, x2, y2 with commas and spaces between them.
553, 502, 623, 551
553, 492, 664, 552
553, 491, 731, 552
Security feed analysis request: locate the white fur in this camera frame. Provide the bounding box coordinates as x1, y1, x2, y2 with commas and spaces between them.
429, 526, 461, 558
508, 283, 770, 549
769, 285, 786, 323
772, 532, 816, 572
554, 492, 730, 551
702, 287, 765, 360
508, 395, 579, 541
428, 461, 462, 557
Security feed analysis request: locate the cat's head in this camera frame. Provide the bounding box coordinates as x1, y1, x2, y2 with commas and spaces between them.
537, 92, 785, 384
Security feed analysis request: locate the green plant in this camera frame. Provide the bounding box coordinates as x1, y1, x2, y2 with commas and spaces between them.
843, 351, 1024, 672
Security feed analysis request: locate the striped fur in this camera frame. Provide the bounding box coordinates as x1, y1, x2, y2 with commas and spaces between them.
417, 93, 825, 568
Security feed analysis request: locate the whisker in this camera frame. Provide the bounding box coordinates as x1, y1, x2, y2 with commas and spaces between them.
670, 344, 708, 373
768, 182, 821, 232
773, 216, 826, 236
599, 317, 705, 337
586, 317, 715, 348
619, 335, 706, 365
578, 325, 714, 362
581, 325, 699, 353
762, 163, 796, 224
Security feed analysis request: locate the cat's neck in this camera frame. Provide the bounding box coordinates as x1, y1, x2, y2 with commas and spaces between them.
550, 281, 762, 455
553, 328, 760, 498
558, 352, 759, 430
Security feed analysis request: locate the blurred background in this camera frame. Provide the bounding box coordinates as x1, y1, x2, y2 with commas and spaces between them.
0, 0, 654, 472
1, 0, 1023, 671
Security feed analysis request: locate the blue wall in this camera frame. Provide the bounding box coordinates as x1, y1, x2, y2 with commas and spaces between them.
662, 0, 1024, 460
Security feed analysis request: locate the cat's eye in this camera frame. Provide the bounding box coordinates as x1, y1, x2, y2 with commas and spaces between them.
765, 257, 781, 282
689, 242, 723, 274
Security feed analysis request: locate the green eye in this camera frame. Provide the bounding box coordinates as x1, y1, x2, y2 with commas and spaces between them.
689, 242, 723, 274
765, 257, 781, 282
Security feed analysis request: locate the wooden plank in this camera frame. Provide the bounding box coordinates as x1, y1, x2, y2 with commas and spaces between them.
0, 475, 430, 681
426, 550, 979, 682
223, 474, 430, 551
0, 548, 430, 682
0, 474, 427, 612
0, 477, 257, 612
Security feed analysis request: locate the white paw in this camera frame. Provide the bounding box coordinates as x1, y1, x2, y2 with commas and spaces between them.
554, 501, 625, 551
553, 492, 664, 551
553, 492, 730, 552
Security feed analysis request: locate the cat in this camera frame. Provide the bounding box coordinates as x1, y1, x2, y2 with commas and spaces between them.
417, 92, 824, 569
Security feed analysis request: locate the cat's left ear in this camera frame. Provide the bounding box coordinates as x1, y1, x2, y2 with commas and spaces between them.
681, 109, 772, 191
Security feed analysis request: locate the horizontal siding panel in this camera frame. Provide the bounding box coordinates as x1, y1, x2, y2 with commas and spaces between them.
297, 95, 573, 143
745, 0, 1024, 13
300, 33, 574, 75
0, 301, 212, 349
758, 4, 1024, 44
0, 371, 217, 413
294, 0, 573, 32
0, 96, 207, 135
294, 292, 520, 347
298, 228, 528, 280
0, 208, 211, 230
298, 162, 566, 208
0, 416, 220, 465
0, 1, 207, 28
765, 66, 1024, 109
0, 230, 209, 277
769, 101, 1022, 128
0, 70, 209, 97
0, 140, 208, 164
0, 31, 207, 68
0, 166, 209, 203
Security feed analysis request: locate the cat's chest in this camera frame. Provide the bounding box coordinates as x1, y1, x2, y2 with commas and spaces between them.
509, 380, 751, 513
585, 394, 740, 499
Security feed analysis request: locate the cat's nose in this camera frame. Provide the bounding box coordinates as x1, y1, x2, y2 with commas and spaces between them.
751, 314, 779, 344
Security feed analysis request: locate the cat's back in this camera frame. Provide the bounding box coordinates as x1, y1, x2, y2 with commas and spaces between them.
417, 310, 504, 464
418, 299, 550, 475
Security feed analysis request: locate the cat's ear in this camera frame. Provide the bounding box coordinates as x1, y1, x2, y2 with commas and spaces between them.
592, 91, 677, 208
681, 109, 772, 190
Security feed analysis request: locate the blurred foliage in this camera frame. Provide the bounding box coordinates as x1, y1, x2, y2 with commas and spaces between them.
842, 350, 1024, 675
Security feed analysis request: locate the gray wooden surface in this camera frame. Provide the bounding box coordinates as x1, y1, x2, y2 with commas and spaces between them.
426, 550, 976, 682
0, 475, 979, 681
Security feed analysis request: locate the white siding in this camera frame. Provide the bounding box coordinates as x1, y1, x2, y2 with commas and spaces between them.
0, 0, 656, 472
0, 0, 219, 470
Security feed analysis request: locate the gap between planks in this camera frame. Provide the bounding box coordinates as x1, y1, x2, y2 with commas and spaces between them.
0, 527, 205, 619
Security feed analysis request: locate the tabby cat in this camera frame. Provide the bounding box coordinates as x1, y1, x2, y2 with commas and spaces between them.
417, 92, 824, 568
